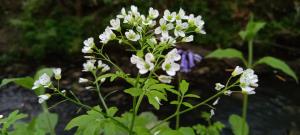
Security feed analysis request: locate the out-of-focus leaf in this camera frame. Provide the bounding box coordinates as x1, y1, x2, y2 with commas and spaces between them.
229, 114, 249, 135
206, 48, 245, 62
0, 77, 34, 89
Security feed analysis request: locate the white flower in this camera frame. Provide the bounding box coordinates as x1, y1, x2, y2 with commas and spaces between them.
213, 97, 220, 106
82, 60, 96, 72
240, 69, 258, 95
130, 53, 155, 74
82, 37, 94, 53
0, 115, 3, 119
154, 18, 174, 37
53, 68, 61, 80
117, 8, 127, 18
100, 78, 106, 83
194, 16, 206, 34
101, 64, 110, 72
110, 18, 121, 31
174, 21, 188, 37
158, 75, 172, 83
215, 83, 225, 91
99, 27, 116, 44
141, 15, 153, 26
130, 5, 140, 16
176, 8, 188, 20
210, 109, 215, 118
163, 10, 176, 22
165, 49, 181, 62
224, 90, 232, 96
125, 30, 140, 41
38, 94, 51, 104
79, 78, 89, 83
32, 73, 51, 90
148, 7, 159, 19
232, 66, 244, 77
124, 14, 135, 24
154, 96, 162, 105
61, 90, 66, 94
182, 35, 194, 42
162, 60, 180, 76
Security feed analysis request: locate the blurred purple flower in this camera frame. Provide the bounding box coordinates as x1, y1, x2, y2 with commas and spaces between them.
178, 49, 202, 73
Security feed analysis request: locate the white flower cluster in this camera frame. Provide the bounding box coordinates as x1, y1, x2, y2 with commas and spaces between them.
214, 66, 259, 95
82, 60, 110, 73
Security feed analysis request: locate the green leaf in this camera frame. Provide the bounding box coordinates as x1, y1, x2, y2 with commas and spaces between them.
170, 100, 179, 105
179, 80, 189, 95
35, 112, 58, 134
206, 48, 245, 61
182, 102, 194, 108
184, 94, 200, 99
255, 56, 298, 82
229, 114, 249, 135
0, 77, 34, 89
239, 16, 266, 41
124, 87, 143, 97
179, 127, 196, 135
96, 73, 115, 82
107, 107, 118, 117
1, 110, 27, 134
146, 91, 167, 110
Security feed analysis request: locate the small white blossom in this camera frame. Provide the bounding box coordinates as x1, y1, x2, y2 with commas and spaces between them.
158, 75, 172, 83
82, 60, 96, 72
99, 27, 116, 44
141, 15, 153, 26
53, 68, 61, 80
224, 90, 232, 96
154, 96, 162, 105
110, 18, 121, 31
0, 115, 3, 119
38, 94, 51, 104
181, 35, 194, 42
155, 18, 174, 37
130, 5, 140, 16
213, 97, 220, 106
194, 16, 206, 34
232, 66, 244, 77
162, 60, 180, 76
148, 7, 159, 19
210, 109, 215, 118
101, 64, 110, 72
130, 53, 155, 74
174, 21, 189, 37
79, 78, 89, 83
32, 73, 51, 90
215, 83, 225, 91
240, 69, 258, 95
117, 8, 127, 18
61, 90, 66, 94
84, 56, 95, 59
160, 35, 176, 46
100, 78, 106, 83
163, 10, 176, 22
165, 49, 181, 62
82, 37, 94, 53
176, 8, 188, 20
125, 30, 141, 41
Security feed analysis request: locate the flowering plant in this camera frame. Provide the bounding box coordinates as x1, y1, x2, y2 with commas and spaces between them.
1, 6, 260, 135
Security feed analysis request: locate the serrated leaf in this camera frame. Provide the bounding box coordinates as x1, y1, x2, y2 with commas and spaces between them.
182, 102, 193, 108
184, 94, 200, 99
206, 48, 245, 61
0, 77, 34, 89
255, 56, 298, 82
229, 114, 249, 135
124, 87, 143, 97
179, 80, 189, 95
107, 107, 118, 117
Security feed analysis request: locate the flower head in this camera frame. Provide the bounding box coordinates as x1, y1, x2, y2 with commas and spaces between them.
154, 18, 174, 37
148, 7, 159, 19
82, 60, 96, 72
239, 69, 258, 95
163, 10, 176, 22
32, 73, 51, 90
38, 94, 51, 104
82, 37, 94, 53
53, 68, 61, 80
99, 27, 116, 44
110, 18, 121, 31
215, 83, 225, 91
176, 8, 188, 20
232, 66, 244, 77
125, 30, 141, 41
130, 53, 155, 74
174, 21, 189, 37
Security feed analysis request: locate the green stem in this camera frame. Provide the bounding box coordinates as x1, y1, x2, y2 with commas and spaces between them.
129, 74, 141, 135
175, 96, 183, 129
92, 72, 108, 112
247, 40, 253, 68
241, 93, 249, 135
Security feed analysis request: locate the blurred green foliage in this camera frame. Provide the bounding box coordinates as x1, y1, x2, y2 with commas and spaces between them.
0, 0, 299, 65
